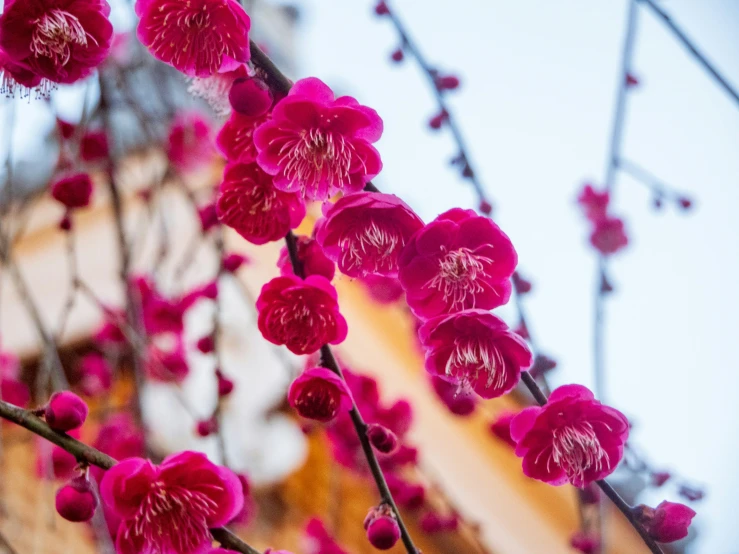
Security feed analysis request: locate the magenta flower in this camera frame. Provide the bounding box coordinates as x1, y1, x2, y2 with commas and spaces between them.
145, 341, 189, 383
254, 77, 383, 200
634, 501, 696, 543
316, 192, 424, 278
216, 162, 306, 245
0, 46, 46, 97
288, 367, 352, 422
577, 184, 609, 223
135, 0, 250, 77
590, 216, 628, 255
364, 506, 400, 551
430, 375, 477, 416
398, 208, 517, 319
216, 110, 270, 164
100, 451, 243, 554
489, 411, 517, 448
570, 532, 599, 554
256, 275, 347, 355
0, 0, 112, 84
304, 518, 349, 554
80, 130, 109, 162
167, 111, 215, 172
56, 475, 98, 522
419, 309, 532, 398
277, 235, 335, 281
510, 384, 629, 487
358, 274, 404, 304
229, 76, 273, 117
77, 353, 113, 397
51, 173, 93, 210
91, 413, 145, 483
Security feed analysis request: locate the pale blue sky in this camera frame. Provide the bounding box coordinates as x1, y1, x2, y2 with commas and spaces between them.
286, 0, 739, 551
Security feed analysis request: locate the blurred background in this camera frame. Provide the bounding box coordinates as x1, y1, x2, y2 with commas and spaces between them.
0, 0, 736, 553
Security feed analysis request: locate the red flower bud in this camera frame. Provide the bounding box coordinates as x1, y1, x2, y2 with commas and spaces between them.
374, 1, 390, 15
364, 507, 400, 550
633, 501, 696, 543
478, 199, 493, 215
390, 48, 404, 62
229, 77, 273, 117
216, 369, 234, 397
51, 173, 93, 210
198, 203, 219, 232
436, 75, 460, 91
428, 110, 448, 130
80, 131, 109, 162
678, 196, 693, 211
45, 391, 88, 432
625, 73, 639, 87
570, 531, 599, 553
512, 271, 532, 294
196, 417, 219, 437
55, 475, 98, 522
366, 423, 398, 454
196, 335, 215, 354
651, 471, 671, 487
58, 213, 73, 231
223, 253, 249, 273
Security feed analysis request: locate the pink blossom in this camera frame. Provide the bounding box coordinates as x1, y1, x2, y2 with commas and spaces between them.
216, 369, 234, 397
419, 309, 532, 398
51, 173, 93, 209
257, 275, 347, 355
359, 274, 405, 304
77, 353, 113, 397
364, 506, 400, 550
222, 252, 249, 273
216, 111, 270, 164
510, 384, 629, 487
398, 208, 517, 319
577, 184, 609, 223
56, 475, 97, 522
100, 451, 243, 554
435, 74, 460, 91
167, 112, 215, 172
316, 192, 424, 278
367, 423, 398, 454
0, 0, 112, 84
229, 76, 273, 117
590, 216, 628, 255
80, 130, 109, 162
254, 77, 383, 200
216, 162, 306, 245
144, 340, 189, 383
489, 411, 517, 448
91, 414, 145, 482
135, 0, 250, 77
288, 367, 352, 422
303, 518, 348, 554
430, 375, 477, 416
1, 377, 30, 407
634, 501, 696, 543
45, 391, 88, 431
277, 235, 335, 281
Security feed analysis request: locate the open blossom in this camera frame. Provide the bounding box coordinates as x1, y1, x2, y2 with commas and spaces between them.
590, 216, 628, 255
257, 275, 347, 355
277, 235, 335, 281
51, 173, 93, 209
100, 451, 243, 554
316, 192, 424, 278
135, 0, 250, 77
288, 367, 352, 422
254, 77, 383, 200
577, 184, 609, 223
510, 384, 629, 487
167, 112, 215, 172
633, 501, 696, 543
216, 162, 306, 245
419, 309, 532, 398
0, 0, 112, 84
216, 110, 270, 164
398, 208, 517, 319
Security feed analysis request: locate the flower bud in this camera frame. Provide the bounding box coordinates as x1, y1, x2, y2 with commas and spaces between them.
570, 532, 599, 553
51, 173, 93, 210
229, 77, 273, 117
390, 48, 404, 62
633, 501, 696, 543
58, 213, 73, 231
216, 369, 234, 397
55, 475, 98, 522
45, 391, 88, 432
678, 196, 693, 211
196, 335, 215, 354
436, 74, 460, 91
478, 199, 493, 215
196, 417, 219, 437
428, 110, 447, 130
364, 506, 400, 550
223, 253, 249, 273
367, 423, 398, 454
374, 1, 390, 15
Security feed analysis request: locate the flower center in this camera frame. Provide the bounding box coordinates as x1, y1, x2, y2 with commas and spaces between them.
31, 10, 89, 65
340, 220, 401, 273
295, 380, 340, 421
280, 129, 355, 193
447, 339, 506, 389
129, 481, 217, 553
428, 248, 491, 309
551, 422, 609, 484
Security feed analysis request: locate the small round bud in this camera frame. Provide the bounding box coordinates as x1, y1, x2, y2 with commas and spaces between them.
390, 48, 404, 62
55, 475, 97, 522
436, 75, 460, 91
196, 417, 219, 437
367, 423, 398, 454
374, 1, 390, 15
678, 196, 693, 211
223, 253, 249, 273
216, 369, 234, 397
196, 335, 215, 354
229, 77, 273, 117
58, 213, 72, 231
428, 111, 447, 130
364, 506, 400, 550
478, 199, 493, 215
45, 391, 88, 432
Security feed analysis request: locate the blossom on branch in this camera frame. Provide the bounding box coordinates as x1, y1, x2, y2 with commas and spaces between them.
398, 208, 517, 319
254, 77, 383, 200
510, 384, 629, 487
288, 367, 352, 422
100, 451, 243, 554
277, 235, 335, 281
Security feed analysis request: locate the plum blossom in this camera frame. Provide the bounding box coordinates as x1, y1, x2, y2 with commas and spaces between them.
288, 367, 352, 422
316, 192, 424, 278
135, 0, 250, 77
398, 208, 517, 319
167, 112, 215, 172
216, 110, 270, 164
591, 217, 628, 255
0, 0, 112, 84
510, 384, 629, 487
100, 451, 243, 554
419, 309, 532, 399
277, 235, 335, 281
254, 77, 383, 200
256, 275, 347, 355
633, 501, 696, 543
216, 162, 305, 245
